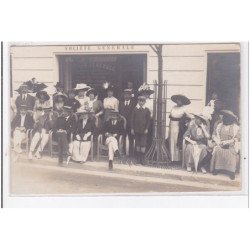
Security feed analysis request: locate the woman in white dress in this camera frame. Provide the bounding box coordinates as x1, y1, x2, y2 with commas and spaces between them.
169, 94, 191, 162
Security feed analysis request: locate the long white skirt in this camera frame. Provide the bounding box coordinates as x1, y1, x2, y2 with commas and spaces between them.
71, 140, 91, 162
169, 120, 181, 161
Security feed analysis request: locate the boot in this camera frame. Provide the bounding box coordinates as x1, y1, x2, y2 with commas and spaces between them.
109, 160, 113, 170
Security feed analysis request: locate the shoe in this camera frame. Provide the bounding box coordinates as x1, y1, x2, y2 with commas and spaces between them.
201, 167, 207, 174
109, 160, 113, 170
140, 153, 145, 166
35, 151, 41, 159
187, 166, 192, 172
80, 161, 86, 164
28, 151, 33, 160
14, 146, 23, 154
58, 158, 63, 164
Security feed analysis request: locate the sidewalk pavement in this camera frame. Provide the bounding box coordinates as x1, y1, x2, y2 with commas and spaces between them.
11, 152, 241, 193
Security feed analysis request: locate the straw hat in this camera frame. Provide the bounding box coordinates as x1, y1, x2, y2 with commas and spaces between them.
74, 83, 90, 91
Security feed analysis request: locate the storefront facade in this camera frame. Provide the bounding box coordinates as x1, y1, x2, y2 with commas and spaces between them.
10, 43, 241, 135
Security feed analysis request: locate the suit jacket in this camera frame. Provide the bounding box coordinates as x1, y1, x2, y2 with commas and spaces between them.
119, 99, 136, 130
103, 119, 124, 138
11, 113, 34, 131
131, 106, 151, 134
15, 94, 35, 110
73, 118, 96, 141
54, 114, 77, 135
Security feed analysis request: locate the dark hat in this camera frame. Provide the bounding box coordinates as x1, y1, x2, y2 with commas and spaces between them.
32, 83, 48, 93
54, 82, 64, 88
220, 110, 238, 120
64, 105, 73, 112
138, 89, 154, 95
193, 114, 208, 124
36, 91, 50, 101
171, 94, 191, 105
86, 88, 97, 96
53, 94, 67, 103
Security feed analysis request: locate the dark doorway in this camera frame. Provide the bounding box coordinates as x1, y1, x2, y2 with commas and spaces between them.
206, 52, 240, 116
58, 54, 147, 97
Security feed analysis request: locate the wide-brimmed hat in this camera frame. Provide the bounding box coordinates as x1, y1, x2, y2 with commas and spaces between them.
138, 83, 154, 95
32, 83, 48, 93
193, 114, 208, 124
220, 110, 238, 120
86, 88, 97, 97
74, 83, 90, 91
54, 82, 64, 89
36, 91, 50, 101
171, 94, 191, 105
53, 94, 67, 103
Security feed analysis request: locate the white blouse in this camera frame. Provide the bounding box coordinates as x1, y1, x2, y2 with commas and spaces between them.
103, 96, 119, 111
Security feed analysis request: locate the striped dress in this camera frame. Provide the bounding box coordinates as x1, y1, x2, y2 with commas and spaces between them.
210, 123, 240, 173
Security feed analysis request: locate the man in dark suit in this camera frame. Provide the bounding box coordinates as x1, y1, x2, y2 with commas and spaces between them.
53, 106, 77, 164
119, 89, 136, 156
15, 84, 36, 112
11, 105, 34, 153
103, 111, 125, 170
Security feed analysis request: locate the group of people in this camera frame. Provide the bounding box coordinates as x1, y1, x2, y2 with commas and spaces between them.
11, 80, 153, 170
11, 79, 241, 179
168, 92, 240, 180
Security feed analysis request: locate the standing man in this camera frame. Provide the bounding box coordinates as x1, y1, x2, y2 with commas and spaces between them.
15, 83, 36, 112
119, 89, 136, 157
131, 95, 151, 165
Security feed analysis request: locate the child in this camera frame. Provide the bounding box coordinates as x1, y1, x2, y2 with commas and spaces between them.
131, 95, 151, 165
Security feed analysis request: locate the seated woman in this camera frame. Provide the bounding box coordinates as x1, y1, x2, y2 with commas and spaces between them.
53, 106, 77, 164
183, 114, 210, 173
33, 91, 51, 122
28, 106, 58, 159
102, 110, 124, 170
71, 111, 96, 164
11, 105, 34, 153
210, 110, 240, 180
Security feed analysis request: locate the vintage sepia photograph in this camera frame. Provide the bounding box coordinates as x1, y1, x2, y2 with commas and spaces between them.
7, 42, 245, 195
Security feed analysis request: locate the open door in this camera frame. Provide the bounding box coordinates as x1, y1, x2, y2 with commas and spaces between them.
206, 52, 240, 116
